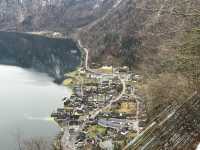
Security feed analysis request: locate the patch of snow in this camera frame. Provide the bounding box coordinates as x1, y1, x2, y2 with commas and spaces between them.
88, 0, 124, 29
113, 0, 123, 8
70, 50, 78, 54
196, 144, 200, 150
100, 140, 114, 150
93, 0, 105, 9
41, 0, 47, 7
19, 0, 23, 4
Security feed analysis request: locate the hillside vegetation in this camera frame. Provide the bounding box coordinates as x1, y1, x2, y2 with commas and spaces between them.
0, 0, 199, 119
0, 0, 118, 32
80, 0, 200, 66
139, 27, 200, 119
0, 31, 81, 81
79, 0, 200, 117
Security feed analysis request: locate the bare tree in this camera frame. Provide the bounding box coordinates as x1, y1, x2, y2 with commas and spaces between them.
15, 133, 56, 150
177, 28, 200, 93
21, 137, 53, 150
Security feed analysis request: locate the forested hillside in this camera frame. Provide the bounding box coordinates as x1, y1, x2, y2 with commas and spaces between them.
0, 31, 81, 82
0, 0, 199, 120
79, 0, 200, 117
80, 0, 200, 67
0, 0, 118, 31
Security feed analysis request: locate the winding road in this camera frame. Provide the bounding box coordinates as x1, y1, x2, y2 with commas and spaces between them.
90, 76, 126, 119
77, 39, 126, 120
61, 40, 127, 150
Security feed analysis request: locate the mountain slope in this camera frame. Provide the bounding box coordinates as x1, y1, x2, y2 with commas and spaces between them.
0, 0, 118, 31
79, 0, 200, 69
0, 31, 81, 81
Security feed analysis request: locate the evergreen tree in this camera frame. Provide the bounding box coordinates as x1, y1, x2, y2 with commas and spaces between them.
177, 28, 200, 93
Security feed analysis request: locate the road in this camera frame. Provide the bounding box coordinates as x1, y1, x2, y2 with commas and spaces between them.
90, 76, 126, 119
123, 92, 200, 150
78, 39, 127, 121
61, 40, 127, 150
78, 39, 127, 119
74, 40, 200, 150
61, 127, 76, 150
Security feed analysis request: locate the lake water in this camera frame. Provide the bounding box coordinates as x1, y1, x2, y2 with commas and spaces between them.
0, 65, 71, 150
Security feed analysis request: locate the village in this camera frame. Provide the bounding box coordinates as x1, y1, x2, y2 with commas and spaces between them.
51, 64, 147, 149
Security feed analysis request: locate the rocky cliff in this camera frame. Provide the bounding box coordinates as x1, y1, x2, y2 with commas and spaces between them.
0, 0, 118, 31
1, 0, 199, 70
0, 31, 81, 82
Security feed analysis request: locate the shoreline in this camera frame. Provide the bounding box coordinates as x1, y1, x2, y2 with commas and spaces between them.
51, 35, 86, 149
0, 31, 81, 84
0, 30, 82, 150
52, 36, 136, 149
53, 38, 87, 150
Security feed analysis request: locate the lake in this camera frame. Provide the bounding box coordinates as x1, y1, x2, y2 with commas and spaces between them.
0, 65, 71, 150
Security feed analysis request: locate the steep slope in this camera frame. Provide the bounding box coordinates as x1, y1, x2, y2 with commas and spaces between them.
0, 31, 81, 82
124, 93, 200, 150
79, 0, 200, 69
0, 0, 118, 32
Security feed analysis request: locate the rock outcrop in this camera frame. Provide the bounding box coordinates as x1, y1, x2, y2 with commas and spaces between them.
0, 0, 118, 31
0, 31, 81, 82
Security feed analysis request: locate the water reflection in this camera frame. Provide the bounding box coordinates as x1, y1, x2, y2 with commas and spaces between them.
0, 65, 71, 150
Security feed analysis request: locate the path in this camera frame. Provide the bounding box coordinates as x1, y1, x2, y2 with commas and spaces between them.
61, 40, 126, 150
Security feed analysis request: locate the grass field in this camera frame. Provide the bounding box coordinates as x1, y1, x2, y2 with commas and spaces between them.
63, 78, 73, 86
63, 68, 87, 86
117, 102, 137, 114
95, 66, 113, 74
87, 125, 107, 138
